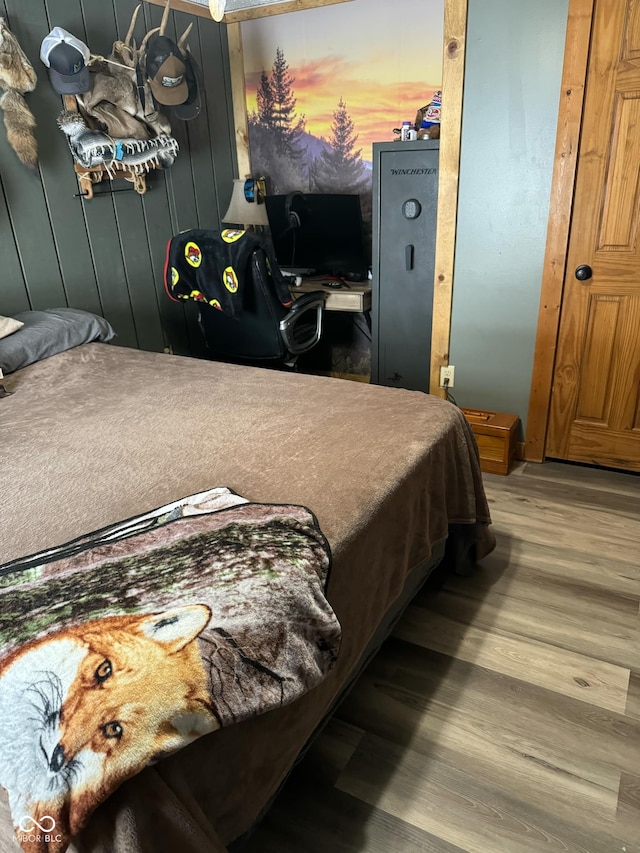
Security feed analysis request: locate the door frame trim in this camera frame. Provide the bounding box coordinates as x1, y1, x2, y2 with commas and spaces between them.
524, 0, 595, 461
429, 0, 468, 397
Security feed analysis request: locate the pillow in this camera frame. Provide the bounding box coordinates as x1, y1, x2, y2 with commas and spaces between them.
0, 315, 24, 341
0, 308, 116, 374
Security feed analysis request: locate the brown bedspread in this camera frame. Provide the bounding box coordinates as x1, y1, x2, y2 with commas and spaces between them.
0, 344, 493, 853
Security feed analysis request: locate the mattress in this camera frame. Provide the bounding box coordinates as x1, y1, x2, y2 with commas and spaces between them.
0, 344, 493, 853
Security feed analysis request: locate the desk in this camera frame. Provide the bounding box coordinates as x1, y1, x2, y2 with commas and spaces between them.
291, 278, 372, 382
290, 278, 372, 312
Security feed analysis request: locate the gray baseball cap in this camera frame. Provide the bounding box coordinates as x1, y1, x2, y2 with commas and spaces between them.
40, 27, 91, 95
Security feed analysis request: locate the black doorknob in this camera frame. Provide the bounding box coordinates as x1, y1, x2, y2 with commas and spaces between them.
575, 264, 593, 281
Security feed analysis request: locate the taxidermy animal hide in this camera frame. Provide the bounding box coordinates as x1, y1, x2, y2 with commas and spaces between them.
0, 17, 37, 169
77, 2, 188, 141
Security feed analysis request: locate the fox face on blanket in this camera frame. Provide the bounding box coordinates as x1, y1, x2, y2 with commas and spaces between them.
0, 488, 340, 853
0, 605, 218, 847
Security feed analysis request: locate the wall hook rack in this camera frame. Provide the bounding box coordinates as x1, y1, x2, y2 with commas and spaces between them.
63, 96, 159, 200
74, 182, 152, 199
72, 165, 150, 199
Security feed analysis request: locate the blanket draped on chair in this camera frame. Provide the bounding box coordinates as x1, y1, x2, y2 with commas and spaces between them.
164, 228, 293, 318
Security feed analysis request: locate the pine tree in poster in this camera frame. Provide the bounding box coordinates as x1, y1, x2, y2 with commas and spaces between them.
248, 48, 307, 192
310, 98, 369, 194
271, 47, 305, 159
255, 70, 275, 130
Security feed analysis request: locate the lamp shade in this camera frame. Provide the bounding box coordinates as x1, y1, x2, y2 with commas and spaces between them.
222, 179, 269, 227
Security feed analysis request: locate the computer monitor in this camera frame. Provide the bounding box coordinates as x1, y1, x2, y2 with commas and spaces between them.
264, 192, 369, 281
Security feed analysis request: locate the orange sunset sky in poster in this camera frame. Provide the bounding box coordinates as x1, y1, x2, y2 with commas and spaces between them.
241, 0, 443, 163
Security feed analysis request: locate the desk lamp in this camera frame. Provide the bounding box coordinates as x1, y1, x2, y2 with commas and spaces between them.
222, 178, 269, 229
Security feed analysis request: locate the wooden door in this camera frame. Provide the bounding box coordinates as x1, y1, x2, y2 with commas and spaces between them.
547, 0, 640, 471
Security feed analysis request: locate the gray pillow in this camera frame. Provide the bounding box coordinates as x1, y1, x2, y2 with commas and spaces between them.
0, 308, 116, 374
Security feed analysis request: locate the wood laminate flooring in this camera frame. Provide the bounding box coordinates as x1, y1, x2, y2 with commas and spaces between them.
243, 460, 640, 853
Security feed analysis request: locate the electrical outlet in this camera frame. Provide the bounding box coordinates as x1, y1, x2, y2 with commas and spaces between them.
440, 365, 455, 388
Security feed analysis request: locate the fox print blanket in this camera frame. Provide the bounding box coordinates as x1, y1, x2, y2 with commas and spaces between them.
0, 488, 341, 853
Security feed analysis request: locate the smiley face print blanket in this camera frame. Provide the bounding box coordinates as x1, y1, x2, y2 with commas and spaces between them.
0, 488, 340, 853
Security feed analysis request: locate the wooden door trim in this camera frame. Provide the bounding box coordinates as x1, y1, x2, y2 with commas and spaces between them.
224, 1, 468, 399
430, 0, 468, 397
227, 23, 252, 180
524, 0, 595, 462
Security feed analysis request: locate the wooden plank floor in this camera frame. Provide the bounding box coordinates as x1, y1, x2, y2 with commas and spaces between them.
243, 461, 640, 853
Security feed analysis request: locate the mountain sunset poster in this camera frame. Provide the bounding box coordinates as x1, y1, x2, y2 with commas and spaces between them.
240, 0, 443, 196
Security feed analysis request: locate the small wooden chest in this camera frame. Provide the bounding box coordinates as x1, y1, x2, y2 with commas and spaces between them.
460, 408, 520, 475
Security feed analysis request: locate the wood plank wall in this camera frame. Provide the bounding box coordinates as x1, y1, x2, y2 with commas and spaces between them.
0, 0, 236, 357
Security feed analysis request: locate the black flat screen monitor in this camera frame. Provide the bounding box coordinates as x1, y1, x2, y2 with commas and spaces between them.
264, 192, 369, 281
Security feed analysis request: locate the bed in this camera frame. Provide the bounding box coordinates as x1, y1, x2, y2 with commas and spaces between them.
0, 316, 493, 853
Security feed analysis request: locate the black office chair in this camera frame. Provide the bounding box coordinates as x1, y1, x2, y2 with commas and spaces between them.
165, 228, 326, 367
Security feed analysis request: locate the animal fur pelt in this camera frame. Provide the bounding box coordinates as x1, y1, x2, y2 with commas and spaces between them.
0, 89, 36, 168
0, 17, 38, 169
76, 2, 175, 141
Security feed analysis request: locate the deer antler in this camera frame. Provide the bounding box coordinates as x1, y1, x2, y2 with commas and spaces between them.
139, 26, 160, 56
159, 0, 171, 37
125, 4, 142, 48
139, 0, 171, 56
177, 23, 193, 53
110, 3, 142, 66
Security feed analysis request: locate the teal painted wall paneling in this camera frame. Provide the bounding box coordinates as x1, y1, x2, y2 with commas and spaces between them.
2, 0, 67, 310
147, 2, 198, 236
80, 0, 142, 348
145, 13, 220, 357
0, 0, 30, 316
0, 0, 27, 317
113, 193, 168, 353
143, 3, 214, 357
108, 0, 166, 353
196, 14, 236, 226
34, 0, 103, 317
139, 169, 194, 357
0, 180, 31, 318
113, 0, 193, 357
173, 10, 219, 230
